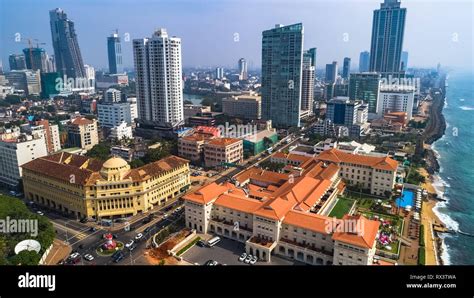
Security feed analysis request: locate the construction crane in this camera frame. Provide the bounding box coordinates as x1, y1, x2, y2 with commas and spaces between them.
19, 38, 46, 70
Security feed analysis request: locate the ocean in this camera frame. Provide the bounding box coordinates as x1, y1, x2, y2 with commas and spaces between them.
432, 69, 474, 265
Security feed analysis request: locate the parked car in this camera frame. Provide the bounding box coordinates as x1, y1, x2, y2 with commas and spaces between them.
250, 255, 258, 265
204, 259, 218, 266
238, 253, 247, 262
80, 218, 88, 223
89, 227, 97, 232
83, 254, 94, 261
113, 252, 124, 263
135, 233, 144, 241
36, 211, 44, 216
129, 243, 138, 251
196, 240, 206, 247
125, 240, 134, 248
244, 255, 252, 264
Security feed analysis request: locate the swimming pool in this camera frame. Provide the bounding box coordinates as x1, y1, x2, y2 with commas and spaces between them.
396, 190, 414, 207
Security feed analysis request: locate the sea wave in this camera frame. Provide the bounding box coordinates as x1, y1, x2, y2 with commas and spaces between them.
438, 233, 452, 265
459, 106, 474, 111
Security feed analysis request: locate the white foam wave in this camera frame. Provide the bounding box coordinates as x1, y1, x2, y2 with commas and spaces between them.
459, 106, 474, 111
459, 98, 465, 102
438, 233, 452, 265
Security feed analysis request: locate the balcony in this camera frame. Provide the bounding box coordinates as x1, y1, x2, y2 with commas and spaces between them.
279, 238, 333, 256
210, 217, 253, 233
248, 236, 274, 248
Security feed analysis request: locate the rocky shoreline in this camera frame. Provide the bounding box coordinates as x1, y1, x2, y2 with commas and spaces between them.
420, 74, 448, 265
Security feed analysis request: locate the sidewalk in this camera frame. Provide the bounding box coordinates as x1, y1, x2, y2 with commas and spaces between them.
43, 239, 72, 265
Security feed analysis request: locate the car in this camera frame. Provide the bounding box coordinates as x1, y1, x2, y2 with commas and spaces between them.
113, 253, 124, 263
125, 240, 134, 248
244, 255, 252, 264
129, 243, 138, 251
142, 217, 151, 224
80, 218, 88, 223
89, 227, 97, 232
196, 240, 206, 247
9, 191, 17, 196
250, 255, 258, 265
144, 227, 152, 234
135, 233, 144, 241
36, 211, 44, 216
83, 254, 94, 261
238, 253, 247, 262
204, 259, 217, 266
163, 214, 169, 219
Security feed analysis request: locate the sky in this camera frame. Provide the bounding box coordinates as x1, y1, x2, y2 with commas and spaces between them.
0, 0, 473, 71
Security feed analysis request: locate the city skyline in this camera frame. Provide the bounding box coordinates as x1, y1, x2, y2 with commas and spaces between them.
1, 0, 472, 71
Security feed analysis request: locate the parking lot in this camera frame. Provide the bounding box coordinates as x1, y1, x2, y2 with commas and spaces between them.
181, 237, 300, 266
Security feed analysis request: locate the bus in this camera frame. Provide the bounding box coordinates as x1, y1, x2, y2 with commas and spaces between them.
207, 236, 221, 247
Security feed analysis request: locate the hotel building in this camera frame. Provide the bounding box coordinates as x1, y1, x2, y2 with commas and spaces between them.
184, 154, 382, 265
22, 153, 190, 219
66, 117, 99, 150
316, 149, 398, 196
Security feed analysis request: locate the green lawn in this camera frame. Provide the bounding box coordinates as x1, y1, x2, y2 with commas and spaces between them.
378, 239, 400, 255
361, 210, 404, 234
328, 197, 355, 219
0, 196, 55, 265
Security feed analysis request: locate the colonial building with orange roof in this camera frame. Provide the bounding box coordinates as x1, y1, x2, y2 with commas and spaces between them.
316, 148, 398, 196
184, 156, 380, 265
203, 137, 243, 168
22, 152, 190, 219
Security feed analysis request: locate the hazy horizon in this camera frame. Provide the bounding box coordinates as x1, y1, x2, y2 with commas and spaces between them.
1, 0, 472, 71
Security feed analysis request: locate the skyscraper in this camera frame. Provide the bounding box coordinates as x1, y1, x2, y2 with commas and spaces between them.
9, 54, 26, 71
215, 67, 224, 79
49, 8, 86, 78
359, 51, 370, 72
301, 52, 315, 118
107, 31, 123, 74
238, 58, 248, 80
325, 61, 338, 83
133, 28, 184, 128
261, 23, 304, 128
400, 51, 408, 71
349, 72, 382, 115
342, 57, 351, 79
369, 0, 406, 74
305, 48, 317, 68
23, 47, 49, 72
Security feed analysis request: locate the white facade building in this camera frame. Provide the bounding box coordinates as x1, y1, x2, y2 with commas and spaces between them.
109, 122, 133, 141
97, 102, 134, 128
133, 29, 184, 128
377, 85, 415, 120
0, 134, 48, 187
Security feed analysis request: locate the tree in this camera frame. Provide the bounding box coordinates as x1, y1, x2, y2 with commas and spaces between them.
129, 159, 145, 169
86, 143, 111, 161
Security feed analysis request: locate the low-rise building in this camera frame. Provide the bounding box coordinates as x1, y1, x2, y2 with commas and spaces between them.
109, 122, 133, 141
22, 153, 190, 219
222, 94, 261, 120
316, 149, 398, 196
184, 158, 381, 265
178, 133, 214, 163
204, 138, 243, 168
243, 129, 278, 155
66, 117, 99, 151
0, 134, 48, 187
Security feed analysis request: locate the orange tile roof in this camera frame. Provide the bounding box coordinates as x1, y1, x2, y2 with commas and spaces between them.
214, 193, 263, 214
183, 182, 230, 204
71, 117, 94, 126
331, 214, 381, 249
206, 137, 242, 147
316, 149, 398, 171
283, 210, 331, 234
181, 133, 214, 142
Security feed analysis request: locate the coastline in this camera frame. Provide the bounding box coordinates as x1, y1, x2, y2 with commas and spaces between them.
418, 74, 449, 265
